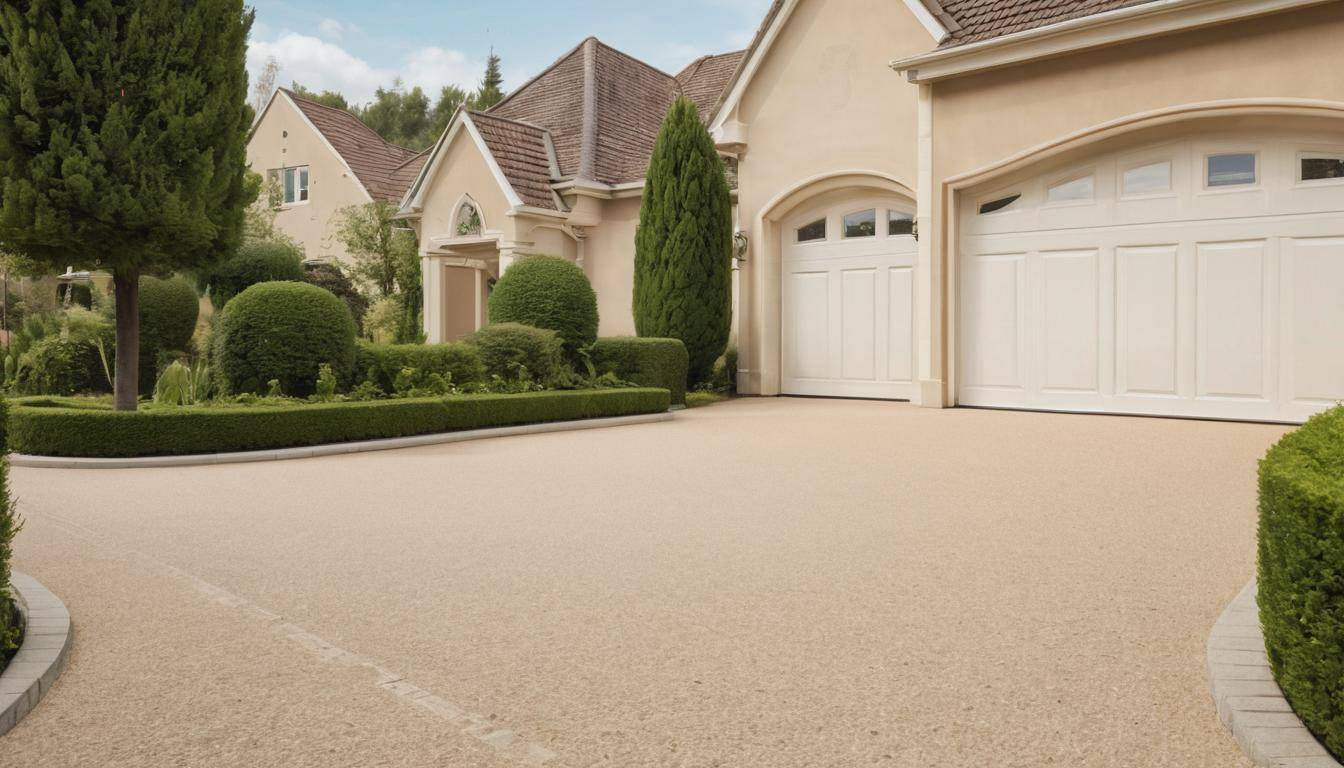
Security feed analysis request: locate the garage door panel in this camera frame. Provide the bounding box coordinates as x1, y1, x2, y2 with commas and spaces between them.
1196, 240, 1269, 401
962, 253, 1026, 390
1116, 245, 1180, 397
887, 267, 914, 383
1283, 237, 1344, 405
841, 269, 876, 381
788, 271, 830, 380
1040, 250, 1100, 393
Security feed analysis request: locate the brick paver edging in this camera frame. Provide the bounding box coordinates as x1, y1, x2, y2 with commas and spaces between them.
0, 572, 73, 737
10, 411, 674, 469
1207, 580, 1342, 768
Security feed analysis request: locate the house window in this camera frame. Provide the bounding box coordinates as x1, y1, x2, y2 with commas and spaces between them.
887, 210, 914, 236
1122, 161, 1171, 196
978, 194, 1020, 215
274, 166, 309, 204
455, 200, 482, 236
1047, 175, 1094, 203
797, 218, 826, 243
1207, 153, 1257, 187
1300, 154, 1344, 182
843, 209, 877, 238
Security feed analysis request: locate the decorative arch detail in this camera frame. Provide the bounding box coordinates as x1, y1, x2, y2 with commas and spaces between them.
452, 193, 485, 236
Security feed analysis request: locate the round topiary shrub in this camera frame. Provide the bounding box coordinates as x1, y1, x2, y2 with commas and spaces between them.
303, 262, 368, 332
487, 255, 598, 360
206, 240, 305, 306
215, 281, 356, 396
468, 323, 563, 386
138, 275, 200, 392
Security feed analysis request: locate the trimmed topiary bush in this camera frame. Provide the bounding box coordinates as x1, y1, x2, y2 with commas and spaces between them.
488, 255, 598, 361
590, 337, 688, 405
205, 240, 305, 307
215, 281, 356, 397
633, 96, 733, 386
1258, 405, 1344, 758
354, 341, 485, 393
138, 275, 199, 393
303, 262, 368, 332
468, 323, 564, 386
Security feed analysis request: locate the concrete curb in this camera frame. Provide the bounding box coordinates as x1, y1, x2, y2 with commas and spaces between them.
0, 572, 73, 737
10, 411, 674, 469
1207, 580, 1342, 768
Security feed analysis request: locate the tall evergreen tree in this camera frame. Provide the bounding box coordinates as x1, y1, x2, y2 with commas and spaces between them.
633, 97, 732, 386
0, 0, 256, 410
473, 51, 506, 110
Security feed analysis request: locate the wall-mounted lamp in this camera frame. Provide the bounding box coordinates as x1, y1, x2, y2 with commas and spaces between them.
911, 219, 919, 242
732, 230, 749, 264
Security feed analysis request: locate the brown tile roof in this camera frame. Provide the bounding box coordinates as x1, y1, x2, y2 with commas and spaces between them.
923, 0, 1161, 48
676, 50, 748, 123
281, 88, 427, 202
468, 111, 559, 210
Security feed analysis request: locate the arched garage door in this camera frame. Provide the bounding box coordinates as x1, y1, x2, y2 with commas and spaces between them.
959, 128, 1344, 423
782, 195, 918, 399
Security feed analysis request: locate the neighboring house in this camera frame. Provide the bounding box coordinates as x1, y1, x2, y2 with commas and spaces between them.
248, 88, 429, 265
398, 38, 744, 339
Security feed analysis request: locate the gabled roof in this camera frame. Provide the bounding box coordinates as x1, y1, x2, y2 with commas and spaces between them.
921, 0, 1158, 48
278, 88, 429, 202
469, 111, 560, 210
676, 51, 748, 122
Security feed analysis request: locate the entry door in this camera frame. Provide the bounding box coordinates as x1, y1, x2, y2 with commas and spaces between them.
782, 200, 918, 400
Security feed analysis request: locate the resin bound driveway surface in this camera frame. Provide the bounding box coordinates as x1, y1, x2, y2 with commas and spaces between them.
4, 398, 1288, 768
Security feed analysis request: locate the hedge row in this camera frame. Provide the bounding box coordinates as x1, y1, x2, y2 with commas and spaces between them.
354, 340, 484, 391
1258, 405, 1344, 757
590, 337, 688, 405
9, 389, 670, 458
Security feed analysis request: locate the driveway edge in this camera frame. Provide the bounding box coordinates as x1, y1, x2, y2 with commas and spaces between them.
0, 572, 72, 737
1207, 580, 1342, 768
10, 411, 674, 469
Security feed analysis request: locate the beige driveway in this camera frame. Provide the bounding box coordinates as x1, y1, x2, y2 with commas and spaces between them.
3, 398, 1287, 767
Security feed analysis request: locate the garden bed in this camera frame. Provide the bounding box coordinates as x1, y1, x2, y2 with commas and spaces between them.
9, 388, 670, 458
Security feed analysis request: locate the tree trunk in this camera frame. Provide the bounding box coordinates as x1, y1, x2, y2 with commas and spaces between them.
113, 268, 139, 411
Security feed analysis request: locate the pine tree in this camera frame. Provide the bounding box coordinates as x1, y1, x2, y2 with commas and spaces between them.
473, 51, 506, 110
0, 0, 256, 410
633, 97, 733, 386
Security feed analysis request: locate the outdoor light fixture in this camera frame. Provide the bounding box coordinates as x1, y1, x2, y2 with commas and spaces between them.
733, 230, 749, 261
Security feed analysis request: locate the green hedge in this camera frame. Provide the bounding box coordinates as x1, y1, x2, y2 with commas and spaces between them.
138, 275, 200, 393
488, 255, 599, 361
591, 337, 688, 405
0, 398, 18, 658
215, 281, 357, 396
9, 388, 670, 458
354, 340, 485, 392
1258, 405, 1344, 757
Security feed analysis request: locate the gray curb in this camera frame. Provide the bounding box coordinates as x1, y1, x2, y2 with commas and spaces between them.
1207, 581, 1342, 768
10, 411, 674, 469
0, 572, 73, 737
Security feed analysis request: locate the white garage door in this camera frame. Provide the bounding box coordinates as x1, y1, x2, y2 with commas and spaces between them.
960, 130, 1344, 423
782, 197, 918, 399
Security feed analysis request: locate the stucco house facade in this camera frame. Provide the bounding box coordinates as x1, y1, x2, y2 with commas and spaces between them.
248, 88, 428, 265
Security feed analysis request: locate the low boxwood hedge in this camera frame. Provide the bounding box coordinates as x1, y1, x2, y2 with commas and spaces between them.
8, 388, 669, 458
354, 340, 485, 392
590, 337, 689, 405
1258, 405, 1344, 757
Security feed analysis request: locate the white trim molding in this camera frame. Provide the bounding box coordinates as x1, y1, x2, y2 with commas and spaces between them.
891, 0, 1334, 83
398, 109, 526, 217
902, 0, 952, 44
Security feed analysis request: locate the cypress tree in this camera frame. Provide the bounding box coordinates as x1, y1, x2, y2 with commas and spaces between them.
633, 96, 733, 386
0, 0, 256, 410
474, 51, 506, 110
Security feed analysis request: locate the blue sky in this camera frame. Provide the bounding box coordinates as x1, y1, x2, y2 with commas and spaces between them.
247, 1, 773, 106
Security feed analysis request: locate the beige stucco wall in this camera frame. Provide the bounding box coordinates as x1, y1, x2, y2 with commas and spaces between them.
246, 94, 372, 264
417, 128, 519, 249
725, 0, 937, 395
924, 4, 1344, 403
578, 196, 641, 336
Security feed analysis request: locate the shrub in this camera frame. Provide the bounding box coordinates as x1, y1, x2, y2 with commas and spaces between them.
363, 296, 404, 344
303, 262, 368, 332
215, 281, 356, 397
8, 388, 670, 458
354, 341, 484, 393
1258, 405, 1344, 757
15, 335, 110, 395
138, 275, 199, 393
589, 337, 688, 405
488, 255, 598, 360
205, 240, 305, 306
468, 323, 564, 386
0, 398, 20, 658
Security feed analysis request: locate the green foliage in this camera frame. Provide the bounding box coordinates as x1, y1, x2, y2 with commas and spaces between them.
589, 337, 689, 405
204, 240, 306, 307
10, 389, 670, 458
488, 256, 599, 361
215, 281, 356, 397
152, 358, 212, 407
685, 391, 725, 408
290, 82, 349, 111
0, 398, 20, 657
363, 297, 405, 345
335, 201, 419, 299
706, 345, 738, 394
474, 52, 506, 110
469, 323, 564, 387
355, 80, 431, 150
633, 96, 734, 386
313, 364, 337, 403
1258, 406, 1344, 757
354, 341, 484, 393
14, 335, 109, 396
138, 276, 200, 392
303, 262, 368, 332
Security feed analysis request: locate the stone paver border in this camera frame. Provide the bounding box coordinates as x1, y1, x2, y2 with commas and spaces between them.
10, 411, 673, 469
1207, 580, 1342, 768
0, 572, 72, 737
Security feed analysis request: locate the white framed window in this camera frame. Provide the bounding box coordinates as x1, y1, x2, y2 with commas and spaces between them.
1205, 152, 1257, 188
1298, 152, 1344, 184
1121, 160, 1172, 197
270, 166, 309, 205
1046, 174, 1095, 203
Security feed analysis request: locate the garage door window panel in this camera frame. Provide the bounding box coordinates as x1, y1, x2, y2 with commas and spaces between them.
797, 218, 827, 243
843, 209, 877, 239
978, 193, 1022, 215
1205, 152, 1259, 189
1045, 174, 1096, 205
887, 210, 914, 237
1298, 153, 1344, 184
1121, 161, 1173, 197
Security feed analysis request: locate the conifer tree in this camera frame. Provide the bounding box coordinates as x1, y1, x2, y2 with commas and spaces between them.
474, 51, 506, 110
633, 97, 733, 386
0, 0, 256, 410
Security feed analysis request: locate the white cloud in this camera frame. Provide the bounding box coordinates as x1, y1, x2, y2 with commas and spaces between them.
403, 46, 480, 97
317, 18, 345, 41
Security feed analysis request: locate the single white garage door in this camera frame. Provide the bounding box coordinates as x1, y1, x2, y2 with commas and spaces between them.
960, 129, 1344, 423
782, 196, 918, 399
